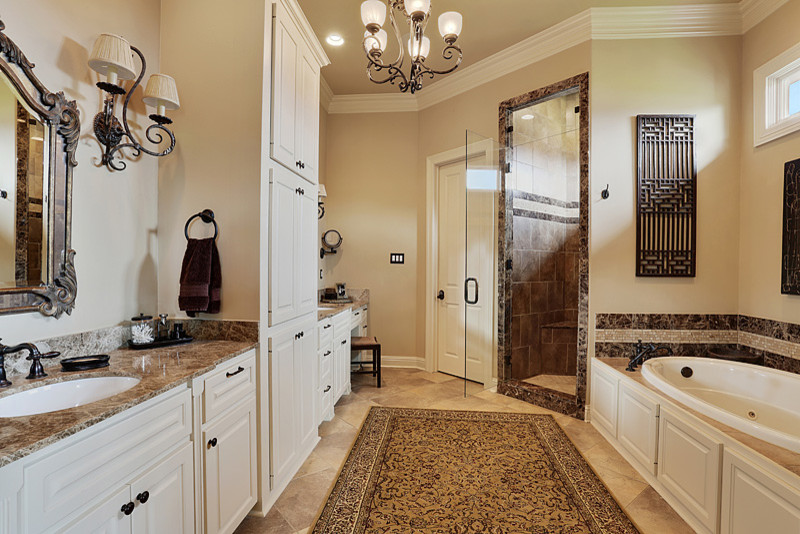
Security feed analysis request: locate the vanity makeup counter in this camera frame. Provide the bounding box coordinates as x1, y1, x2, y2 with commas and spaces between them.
317, 288, 370, 321
0, 340, 255, 468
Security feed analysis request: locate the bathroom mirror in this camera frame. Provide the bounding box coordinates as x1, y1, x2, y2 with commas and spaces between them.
0, 20, 79, 317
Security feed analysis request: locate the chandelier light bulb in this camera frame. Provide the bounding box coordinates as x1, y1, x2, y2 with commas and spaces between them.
364, 29, 388, 53
407, 35, 431, 60
438, 11, 462, 42
361, 0, 387, 32
404, 0, 431, 18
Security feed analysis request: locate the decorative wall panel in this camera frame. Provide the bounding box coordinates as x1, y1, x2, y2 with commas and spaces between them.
636, 115, 696, 277
781, 157, 800, 295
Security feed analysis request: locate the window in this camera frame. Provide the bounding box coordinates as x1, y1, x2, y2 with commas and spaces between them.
754, 41, 800, 146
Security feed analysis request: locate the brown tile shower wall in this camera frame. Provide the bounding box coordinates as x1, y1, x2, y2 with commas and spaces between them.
511, 212, 579, 378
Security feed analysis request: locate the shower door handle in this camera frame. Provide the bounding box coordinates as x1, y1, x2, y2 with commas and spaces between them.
464, 277, 479, 305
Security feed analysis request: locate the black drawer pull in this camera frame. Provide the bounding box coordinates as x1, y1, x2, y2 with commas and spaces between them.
137, 491, 150, 504
121, 502, 134, 515
226, 366, 244, 378
341, 340, 347, 345
323, 350, 331, 357
323, 324, 332, 329
207, 438, 218, 449
354, 312, 360, 316
324, 385, 331, 393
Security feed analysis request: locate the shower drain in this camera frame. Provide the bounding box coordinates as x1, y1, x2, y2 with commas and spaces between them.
747, 410, 758, 420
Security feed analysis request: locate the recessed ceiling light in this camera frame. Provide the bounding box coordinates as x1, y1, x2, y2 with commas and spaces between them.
326, 34, 344, 46
521, 114, 535, 120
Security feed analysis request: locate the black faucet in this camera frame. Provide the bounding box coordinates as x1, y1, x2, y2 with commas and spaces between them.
0, 340, 60, 381
626, 340, 673, 372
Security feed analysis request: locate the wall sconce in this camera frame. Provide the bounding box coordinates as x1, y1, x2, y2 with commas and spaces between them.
318, 184, 327, 219
88, 33, 180, 171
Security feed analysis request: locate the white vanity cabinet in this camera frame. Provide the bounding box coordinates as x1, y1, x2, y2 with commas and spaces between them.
589, 362, 618, 438
333, 311, 352, 403
318, 316, 335, 423
271, 0, 320, 184
269, 313, 319, 495
269, 164, 318, 326
617, 382, 660, 476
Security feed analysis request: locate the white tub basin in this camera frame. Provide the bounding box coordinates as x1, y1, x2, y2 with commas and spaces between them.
0, 376, 141, 417
642, 357, 800, 452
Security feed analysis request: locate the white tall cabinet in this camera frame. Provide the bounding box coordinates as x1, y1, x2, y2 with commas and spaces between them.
260, 0, 328, 515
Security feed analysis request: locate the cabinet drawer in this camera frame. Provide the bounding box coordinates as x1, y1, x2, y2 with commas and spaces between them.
23, 387, 192, 534
319, 348, 332, 384
318, 319, 333, 348
203, 350, 256, 424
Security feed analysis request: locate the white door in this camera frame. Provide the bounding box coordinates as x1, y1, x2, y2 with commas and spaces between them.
61, 486, 132, 534
295, 316, 318, 453
269, 327, 297, 486
131, 442, 194, 534
296, 184, 318, 317
436, 160, 467, 379
203, 399, 257, 534
271, 2, 299, 171
295, 50, 319, 183
270, 166, 299, 325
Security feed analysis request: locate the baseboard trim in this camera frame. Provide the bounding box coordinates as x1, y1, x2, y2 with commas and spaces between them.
381, 355, 426, 370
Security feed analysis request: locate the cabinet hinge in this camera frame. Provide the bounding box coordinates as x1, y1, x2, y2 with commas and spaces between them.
505, 162, 512, 174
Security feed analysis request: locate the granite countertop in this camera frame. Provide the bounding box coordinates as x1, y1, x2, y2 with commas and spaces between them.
0, 340, 256, 468
596, 357, 800, 477
317, 288, 369, 321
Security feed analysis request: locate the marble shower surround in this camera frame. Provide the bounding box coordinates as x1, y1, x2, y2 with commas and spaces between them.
498, 72, 590, 419
594, 313, 800, 375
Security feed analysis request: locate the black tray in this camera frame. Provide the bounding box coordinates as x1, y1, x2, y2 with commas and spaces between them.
127, 337, 194, 350
61, 355, 110, 372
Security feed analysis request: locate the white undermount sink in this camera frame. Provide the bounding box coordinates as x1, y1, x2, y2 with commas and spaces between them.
0, 376, 141, 418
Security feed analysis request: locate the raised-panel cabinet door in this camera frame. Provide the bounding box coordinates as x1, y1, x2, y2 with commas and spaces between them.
271, 2, 299, 170
295, 49, 319, 183
334, 336, 348, 401
295, 184, 318, 316
295, 316, 319, 452
203, 399, 258, 534
60, 485, 132, 534
130, 442, 194, 534
269, 327, 298, 486
270, 166, 299, 325
589, 366, 618, 437
617, 383, 659, 475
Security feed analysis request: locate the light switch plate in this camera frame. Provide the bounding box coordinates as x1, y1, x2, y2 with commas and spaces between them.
390, 253, 404, 264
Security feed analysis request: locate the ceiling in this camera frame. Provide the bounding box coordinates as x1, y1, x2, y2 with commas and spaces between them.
297, 0, 739, 95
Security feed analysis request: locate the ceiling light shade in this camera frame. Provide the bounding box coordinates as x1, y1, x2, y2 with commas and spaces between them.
142, 74, 180, 113
408, 35, 431, 60
404, 0, 430, 17
361, 0, 387, 28
364, 29, 388, 53
88, 33, 137, 85
438, 11, 462, 40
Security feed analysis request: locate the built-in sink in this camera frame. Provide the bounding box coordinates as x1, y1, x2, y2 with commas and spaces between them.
0, 376, 141, 418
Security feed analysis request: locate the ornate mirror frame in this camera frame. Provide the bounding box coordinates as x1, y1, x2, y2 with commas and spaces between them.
0, 20, 79, 317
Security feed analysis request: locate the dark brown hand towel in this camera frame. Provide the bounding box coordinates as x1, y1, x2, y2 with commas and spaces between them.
179, 238, 221, 316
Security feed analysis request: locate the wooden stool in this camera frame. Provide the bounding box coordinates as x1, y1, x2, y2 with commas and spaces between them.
351, 336, 381, 387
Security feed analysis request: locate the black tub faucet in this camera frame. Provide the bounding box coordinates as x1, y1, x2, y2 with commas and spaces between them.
0, 340, 60, 380
626, 340, 673, 372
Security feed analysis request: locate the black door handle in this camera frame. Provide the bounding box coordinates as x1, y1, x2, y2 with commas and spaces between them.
207, 438, 218, 449
226, 366, 244, 378
464, 278, 479, 305
136, 491, 150, 504
121, 502, 135, 515
437, 290, 444, 300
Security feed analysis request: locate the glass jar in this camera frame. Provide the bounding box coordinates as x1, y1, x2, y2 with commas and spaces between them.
130, 313, 156, 345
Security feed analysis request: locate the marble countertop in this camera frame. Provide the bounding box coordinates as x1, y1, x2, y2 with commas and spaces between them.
317, 288, 369, 321
596, 358, 800, 477
0, 340, 256, 468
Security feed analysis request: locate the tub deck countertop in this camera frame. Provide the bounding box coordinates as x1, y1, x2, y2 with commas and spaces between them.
596, 357, 800, 477
0, 340, 257, 468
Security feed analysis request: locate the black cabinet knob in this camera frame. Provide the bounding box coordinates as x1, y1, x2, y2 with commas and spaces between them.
121, 502, 135, 515
208, 437, 218, 449
296, 160, 301, 167
136, 491, 150, 504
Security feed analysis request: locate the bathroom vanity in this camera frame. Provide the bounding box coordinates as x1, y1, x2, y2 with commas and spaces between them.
0, 341, 257, 534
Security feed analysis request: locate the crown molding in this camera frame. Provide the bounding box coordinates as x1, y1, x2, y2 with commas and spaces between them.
279, 0, 330, 67
590, 5, 741, 39
320, 77, 334, 112
328, 93, 419, 114
325, 0, 788, 114
740, 0, 790, 33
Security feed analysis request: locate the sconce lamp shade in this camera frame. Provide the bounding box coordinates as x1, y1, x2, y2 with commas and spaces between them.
364, 29, 388, 53
88, 33, 137, 83
407, 35, 431, 60
438, 12, 463, 39
142, 74, 180, 111
404, 0, 431, 17
361, 0, 387, 28
318, 184, 327, 198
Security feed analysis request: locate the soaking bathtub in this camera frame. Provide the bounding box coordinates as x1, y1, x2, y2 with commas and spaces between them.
641, 357, 800, 453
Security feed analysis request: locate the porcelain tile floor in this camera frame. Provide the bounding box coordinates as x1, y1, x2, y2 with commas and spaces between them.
523, 373, 578, 396
235, 368, 692, 534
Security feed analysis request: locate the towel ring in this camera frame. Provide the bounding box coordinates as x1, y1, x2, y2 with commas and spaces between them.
185, 209, 218, 240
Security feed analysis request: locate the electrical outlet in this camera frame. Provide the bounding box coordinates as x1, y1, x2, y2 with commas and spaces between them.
390, 253, 405, 264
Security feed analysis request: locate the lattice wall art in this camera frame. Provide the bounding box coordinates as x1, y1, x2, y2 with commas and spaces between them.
781, 158, 800, 295
636, 115, 697, 277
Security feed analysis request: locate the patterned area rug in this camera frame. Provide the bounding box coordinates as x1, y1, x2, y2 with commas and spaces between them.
313, 407, 639, 534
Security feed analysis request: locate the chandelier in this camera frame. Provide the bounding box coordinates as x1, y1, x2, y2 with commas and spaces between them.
360, 0, 463, 93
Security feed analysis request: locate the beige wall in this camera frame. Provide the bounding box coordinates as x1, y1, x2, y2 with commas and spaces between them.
589, 37, 742, 329
0, 0, 161, 343
158, 0, 266, 320
322, 112, 419, 357
737, 0, 800, 322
